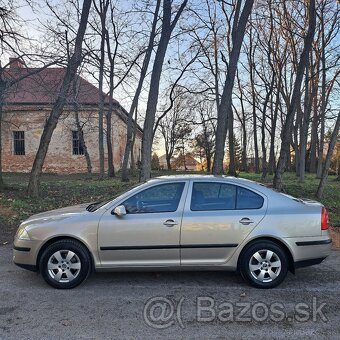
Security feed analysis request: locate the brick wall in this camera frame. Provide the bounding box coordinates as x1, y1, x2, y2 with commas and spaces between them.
2, 105, 142, 174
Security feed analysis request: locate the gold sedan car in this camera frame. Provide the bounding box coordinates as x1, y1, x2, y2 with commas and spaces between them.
14, 175, 332, 289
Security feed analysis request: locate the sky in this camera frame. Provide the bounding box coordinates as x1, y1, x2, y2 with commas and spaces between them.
4, 0, 340, 160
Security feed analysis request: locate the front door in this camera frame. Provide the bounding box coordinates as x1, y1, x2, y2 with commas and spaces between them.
98, 181, 188, 267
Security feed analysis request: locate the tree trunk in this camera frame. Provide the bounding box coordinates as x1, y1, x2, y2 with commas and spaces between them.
140, 0, 188, 182
106, 110, 115, 177
96, 1, 109, 180
309, 97, 318, 172
228, 108, 236, 176
206, 154, 211, 173
248, 23, 259, 173
75, 112, 92, 175
213, 0, 254, 175
316, 113, 340, 198
236, 72, 247, 172
130, 107, 139, 171
251, 74, 260, 174
294, 106, 302, 176
106, 61, 115, 178
0, 97, 4, 190
166, 154, 172, 170
73, 78, 92, 175
261, 111, 268, 180
299, 52, 315, 182
273, 0, 316, 191
268, 78, 281, 175
0, 80, 9, 190
27, 0, 91, 197
121, 0, 161, 181
316, 16, 326, 179
261, 75, 275, 179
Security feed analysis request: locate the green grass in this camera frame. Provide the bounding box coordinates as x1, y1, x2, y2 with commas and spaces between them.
0, 171, 339, 243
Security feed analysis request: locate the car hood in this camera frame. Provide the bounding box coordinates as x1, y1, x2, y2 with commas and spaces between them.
21, 203, 91, 227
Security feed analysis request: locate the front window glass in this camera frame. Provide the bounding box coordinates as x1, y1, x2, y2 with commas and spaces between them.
122, 182, 185, 214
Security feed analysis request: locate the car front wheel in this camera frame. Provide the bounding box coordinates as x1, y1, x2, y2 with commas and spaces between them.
40, 239, 91, 289
239, 240, 289, 289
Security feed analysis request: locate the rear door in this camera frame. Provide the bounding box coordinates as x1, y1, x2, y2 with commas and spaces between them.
98, 181, 188, 267
180, 181, 267, 265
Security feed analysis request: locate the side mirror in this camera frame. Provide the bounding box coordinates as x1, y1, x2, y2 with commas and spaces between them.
113, 205, 126, 217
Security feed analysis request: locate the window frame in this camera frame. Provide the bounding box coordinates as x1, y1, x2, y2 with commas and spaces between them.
13, 131, 25, 155
121, 182, 186, 214
190, 181, 264, 212
72, 130, 84, 155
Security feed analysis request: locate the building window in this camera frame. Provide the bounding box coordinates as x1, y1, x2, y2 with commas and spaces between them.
13, 131, 25, 155
72, 130, 84, 155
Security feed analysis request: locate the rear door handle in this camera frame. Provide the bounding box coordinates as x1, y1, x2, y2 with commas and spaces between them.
163, 219, 178, 227
239, 218, 254, 225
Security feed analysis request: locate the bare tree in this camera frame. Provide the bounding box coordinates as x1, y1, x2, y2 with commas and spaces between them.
92, 0, 109, 179
121, 0, 161, 181
247, 20, 260, 174
316, 112, 340, 198
213, 0, 254, 175
158, 89, 191, 170
27, 0, 92, 196
0, 1, 60, 189
273, 0, 316, 191
139, 0, 188, 182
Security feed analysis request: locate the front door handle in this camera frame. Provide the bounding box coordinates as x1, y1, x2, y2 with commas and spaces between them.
239, 218, 254, 225
163, 219, 178, 227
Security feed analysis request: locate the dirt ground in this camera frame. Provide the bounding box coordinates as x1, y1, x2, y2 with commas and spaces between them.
0, 244, 339, 339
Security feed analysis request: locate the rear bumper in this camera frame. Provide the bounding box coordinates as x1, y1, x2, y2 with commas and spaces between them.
284, 236, 332, 263
295, 239, 332, 246
294, 256, 327, 269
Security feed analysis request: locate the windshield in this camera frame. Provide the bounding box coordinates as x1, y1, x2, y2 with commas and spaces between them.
86, 182, 146, 212
86, 200, 112, 212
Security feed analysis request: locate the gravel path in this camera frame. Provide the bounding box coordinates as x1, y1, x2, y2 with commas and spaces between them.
0, 244, 339, 339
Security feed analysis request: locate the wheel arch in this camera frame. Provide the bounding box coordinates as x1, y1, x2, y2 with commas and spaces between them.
36, 236, 95, 272
237, 236, 295, 274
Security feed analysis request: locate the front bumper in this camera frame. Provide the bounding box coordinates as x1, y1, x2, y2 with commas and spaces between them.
13, 237, 41, 271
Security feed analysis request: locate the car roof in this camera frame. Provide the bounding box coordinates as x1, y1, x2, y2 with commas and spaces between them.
149, 174, 284, 199
150, 174, 263, 188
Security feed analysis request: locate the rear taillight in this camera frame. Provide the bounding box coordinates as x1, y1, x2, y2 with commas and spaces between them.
321, 207, 330, 230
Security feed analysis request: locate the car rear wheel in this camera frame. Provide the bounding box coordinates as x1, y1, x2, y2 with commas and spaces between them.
239, 240, 289, 288
40, 239, 91, 289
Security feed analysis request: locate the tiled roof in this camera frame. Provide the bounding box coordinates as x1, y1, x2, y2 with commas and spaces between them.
3, 67, 118, 106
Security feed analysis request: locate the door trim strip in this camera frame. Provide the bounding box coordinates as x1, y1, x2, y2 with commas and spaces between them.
100, 244, 239, 251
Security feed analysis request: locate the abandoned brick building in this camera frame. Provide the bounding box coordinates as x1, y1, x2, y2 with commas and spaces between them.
2, 58, 142, 174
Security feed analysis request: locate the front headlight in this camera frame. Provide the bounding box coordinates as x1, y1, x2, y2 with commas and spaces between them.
16, 227, 31, 240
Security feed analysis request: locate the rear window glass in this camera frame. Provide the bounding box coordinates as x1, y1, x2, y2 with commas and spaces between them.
191, 182, 263, 211
236, 187, 264, 209
191, 183, 236, 211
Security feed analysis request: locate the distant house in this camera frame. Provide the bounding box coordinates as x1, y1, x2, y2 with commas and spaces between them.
171, 154, 201, 171
159, 154, 175, 170
2, 58, 142, 174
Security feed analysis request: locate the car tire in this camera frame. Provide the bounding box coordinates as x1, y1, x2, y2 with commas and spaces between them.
39, 239, 91, 289
239, 240, 289, 289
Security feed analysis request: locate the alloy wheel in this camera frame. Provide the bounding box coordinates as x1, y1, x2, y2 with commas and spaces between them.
248, 249, 282, 283
47, 250, 81, 283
